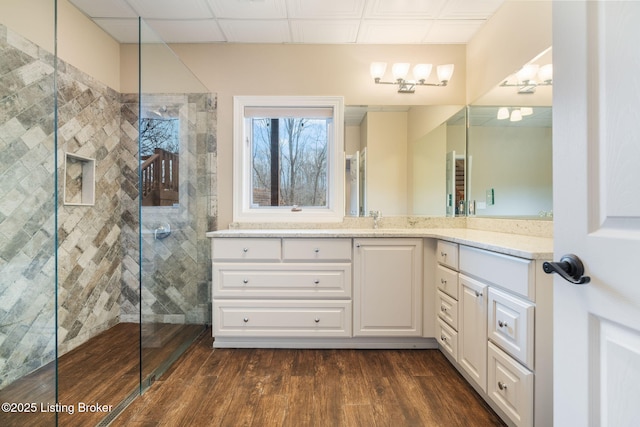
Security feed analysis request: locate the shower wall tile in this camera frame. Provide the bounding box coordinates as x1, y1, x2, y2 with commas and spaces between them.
0, 26, 57, 388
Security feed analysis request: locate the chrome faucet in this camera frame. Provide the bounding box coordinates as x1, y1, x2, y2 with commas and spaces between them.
370, 210, 382, 229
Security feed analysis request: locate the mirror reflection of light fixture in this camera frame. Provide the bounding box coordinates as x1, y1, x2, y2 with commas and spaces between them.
371, 62, 454, 93
497, 107, 532, 122
501, 63, 553, 94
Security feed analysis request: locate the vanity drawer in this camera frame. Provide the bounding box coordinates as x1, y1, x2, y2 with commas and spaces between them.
436, 290, 458, 330
436, 264, 459, 299
437, 318, 458, 361
488, 287, 534, 369
212, 238, 281, 261
487, 342, 534, 427
213, 300, 352, 337
459, 245, 535, 301
437, 240, 459, 270
213, 263, 351, 298
282, 238, 352, 261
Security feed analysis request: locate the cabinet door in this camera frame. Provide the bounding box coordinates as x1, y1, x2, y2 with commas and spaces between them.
459, 273, 488, 392
353, 238, 423, 336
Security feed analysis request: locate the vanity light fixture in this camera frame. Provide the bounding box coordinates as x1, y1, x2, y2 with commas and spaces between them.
500, 63, 553, 94
370, 62, 454, 93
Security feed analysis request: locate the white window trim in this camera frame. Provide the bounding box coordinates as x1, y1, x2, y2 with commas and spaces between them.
233, 96, 345, 223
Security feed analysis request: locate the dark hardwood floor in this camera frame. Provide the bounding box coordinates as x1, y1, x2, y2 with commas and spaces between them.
0, 323, 203, 427
113, 330, 506, 427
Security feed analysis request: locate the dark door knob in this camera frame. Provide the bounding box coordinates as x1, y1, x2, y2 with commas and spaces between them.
543, 254, 590, 285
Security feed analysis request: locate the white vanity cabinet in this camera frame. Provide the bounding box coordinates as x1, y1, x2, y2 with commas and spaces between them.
353, 238, 423, 336
458, 273, 488, 393
212, 237, 353, 344
436, 242, 551, 427
435, 241, 460, 361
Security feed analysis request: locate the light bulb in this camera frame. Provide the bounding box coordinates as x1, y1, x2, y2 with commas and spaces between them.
517, 64, 540, 83
412, 64, 432, 82
437, 64, 454, 83
497, 107, 510, 120
370, 62, 387, 80
538, 64, 553, 83
392, 63, 410, 80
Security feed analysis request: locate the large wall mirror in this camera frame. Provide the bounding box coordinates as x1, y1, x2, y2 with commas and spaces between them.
469, 47, 553, 219
344, 105, 466, 218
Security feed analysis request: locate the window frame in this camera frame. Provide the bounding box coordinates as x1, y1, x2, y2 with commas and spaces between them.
233, 96, 345, 223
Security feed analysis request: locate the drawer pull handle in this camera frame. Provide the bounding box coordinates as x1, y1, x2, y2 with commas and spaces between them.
498, 381, 508, 391
242, 248, 249, 253
243, 317, 249, 323
243, 279, 249, 284
313, 279, 320, 285
498, 320, 507, 328
475, 291, 483, 298
314, 317, 320, 323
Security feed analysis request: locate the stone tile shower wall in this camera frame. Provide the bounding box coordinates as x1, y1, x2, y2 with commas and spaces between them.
0, 24, 57, 388
119, 94, 216, 325
55, 51, 124, 356
0, 22, 217, 388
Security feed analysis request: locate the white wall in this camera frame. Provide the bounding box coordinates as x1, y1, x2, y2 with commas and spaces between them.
0, 0, 121, 90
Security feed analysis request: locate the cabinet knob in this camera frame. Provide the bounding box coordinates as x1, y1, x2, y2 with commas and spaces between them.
475, 291, 483, 298
243, 317, 249, 323
242, 247, 249, 253
440, 335, 447, 342
243, 279, 249, 284
498, 320, 507, 328
314, 317, 320, 323
441, 278, 447, 284
441, 306, 447, 312
441, 251, 447, 258
313, 279, 320, 285
498, 381, 508, 391
314, 248, 320, 253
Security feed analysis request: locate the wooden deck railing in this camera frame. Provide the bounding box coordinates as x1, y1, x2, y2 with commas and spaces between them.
141, 148, 179, 206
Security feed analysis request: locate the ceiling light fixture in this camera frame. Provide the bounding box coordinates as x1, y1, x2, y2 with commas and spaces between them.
500, 63, 553, 94
370, 62, 454, 94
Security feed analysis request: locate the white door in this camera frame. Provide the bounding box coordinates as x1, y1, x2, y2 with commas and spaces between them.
553, 1, 640, 426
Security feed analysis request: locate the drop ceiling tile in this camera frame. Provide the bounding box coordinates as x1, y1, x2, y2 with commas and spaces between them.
206, 0, 287, 19
424, 20, 485, 43
438, 0, 505, 19
290, 20, 360, 43
145, 20, 226, 43
218, 20, 291, 43
69, 0, 137, 18
93, 18, 140, 43
286, 0, 365, 19
126, 0, 214, 20
364, 0, 447, 19
357, 20, 433, 44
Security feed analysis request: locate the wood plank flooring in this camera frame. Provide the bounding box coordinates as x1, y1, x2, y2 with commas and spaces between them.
113, 330, 506, 427
0, 323, 203, 427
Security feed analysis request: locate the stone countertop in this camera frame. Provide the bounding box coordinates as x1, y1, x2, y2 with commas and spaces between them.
206, 228, 553, 260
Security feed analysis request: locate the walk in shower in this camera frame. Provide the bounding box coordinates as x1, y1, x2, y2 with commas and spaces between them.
0, 1, 215, 425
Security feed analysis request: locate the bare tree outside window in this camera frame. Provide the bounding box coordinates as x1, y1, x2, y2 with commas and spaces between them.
250, 117, 328, 207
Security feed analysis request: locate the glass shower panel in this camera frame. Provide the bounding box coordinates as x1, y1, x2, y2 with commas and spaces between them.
138, 19, 212, 388
0, 1, 57, 425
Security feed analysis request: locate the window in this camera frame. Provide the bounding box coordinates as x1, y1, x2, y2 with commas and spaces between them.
233, 96, 344, 222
